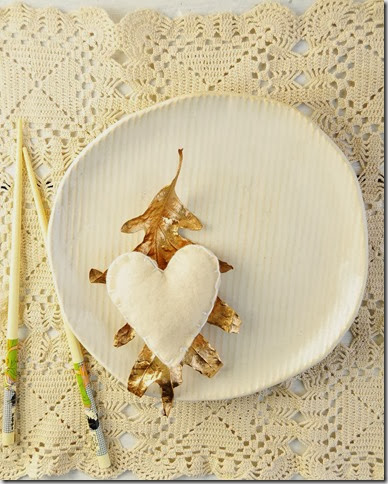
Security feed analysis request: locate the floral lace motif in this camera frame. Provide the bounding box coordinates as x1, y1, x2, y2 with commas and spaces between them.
0, 1, 383, 479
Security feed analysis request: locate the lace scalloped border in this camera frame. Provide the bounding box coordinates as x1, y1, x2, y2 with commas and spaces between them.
0, 0, 383, 480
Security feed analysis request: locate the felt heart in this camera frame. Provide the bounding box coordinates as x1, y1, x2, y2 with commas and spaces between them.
106, 245, 221, 367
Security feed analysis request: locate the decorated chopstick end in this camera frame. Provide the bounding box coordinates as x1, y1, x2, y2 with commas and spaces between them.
2, 382, 15, 445
2, 338, 18, 446
97, 453, 111, 469
74, 361, 111, 469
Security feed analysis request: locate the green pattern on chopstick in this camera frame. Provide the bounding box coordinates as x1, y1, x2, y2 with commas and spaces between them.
4, 339, 18, 388
74, 361, 92, 408
73, 360, 108, 459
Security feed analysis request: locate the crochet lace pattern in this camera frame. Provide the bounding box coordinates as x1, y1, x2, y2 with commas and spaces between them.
0, 0, 383, 479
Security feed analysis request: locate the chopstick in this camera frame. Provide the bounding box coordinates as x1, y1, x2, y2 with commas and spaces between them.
22, 146, 111, 469
2, 119, 23, 446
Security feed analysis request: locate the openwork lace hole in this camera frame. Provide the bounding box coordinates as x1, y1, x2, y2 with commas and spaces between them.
291, 39, 309, 54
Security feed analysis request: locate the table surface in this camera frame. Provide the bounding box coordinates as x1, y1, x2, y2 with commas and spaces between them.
12, 0, 315, 480
7, 0, 315, 20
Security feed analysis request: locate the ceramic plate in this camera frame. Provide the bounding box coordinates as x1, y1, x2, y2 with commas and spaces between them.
48, 94, 367, 401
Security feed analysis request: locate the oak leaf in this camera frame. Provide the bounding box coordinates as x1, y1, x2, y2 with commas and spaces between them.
90, 149, 241, 415
113, 323, 136, 347
127, 345, 174, 413
121, 149, 200, 269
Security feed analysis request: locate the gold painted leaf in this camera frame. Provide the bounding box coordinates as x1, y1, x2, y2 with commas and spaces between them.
90, 149, 242, 414
127, 334, 222, 414
89, 268, 107, 284
114, 323, 136, 347
169, 364, 183, 389
207, 297, 241, 334
127, 344, 174, 416
219, 259, 233, 273
160, 380, 174, 417
121, 149, 202, 270
182, 333, 223, 377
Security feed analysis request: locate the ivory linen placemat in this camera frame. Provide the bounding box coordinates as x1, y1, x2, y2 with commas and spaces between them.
0, 0, 383, 479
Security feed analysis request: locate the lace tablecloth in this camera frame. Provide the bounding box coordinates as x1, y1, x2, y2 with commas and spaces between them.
0, 0, 383, 479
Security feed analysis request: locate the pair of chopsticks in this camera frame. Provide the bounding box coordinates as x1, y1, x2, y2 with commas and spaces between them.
2, 120, 111, 469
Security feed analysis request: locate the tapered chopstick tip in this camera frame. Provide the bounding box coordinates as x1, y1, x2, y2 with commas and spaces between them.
22, 147, 31, 165
17, 118, 23, 138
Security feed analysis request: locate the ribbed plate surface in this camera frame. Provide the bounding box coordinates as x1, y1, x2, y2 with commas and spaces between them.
48, 94, 367, 401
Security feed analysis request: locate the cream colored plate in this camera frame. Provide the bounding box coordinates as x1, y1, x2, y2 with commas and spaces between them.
48, 94, 367, 401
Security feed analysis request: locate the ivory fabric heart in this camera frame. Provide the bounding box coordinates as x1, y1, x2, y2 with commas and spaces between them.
106, 245, 221, 367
